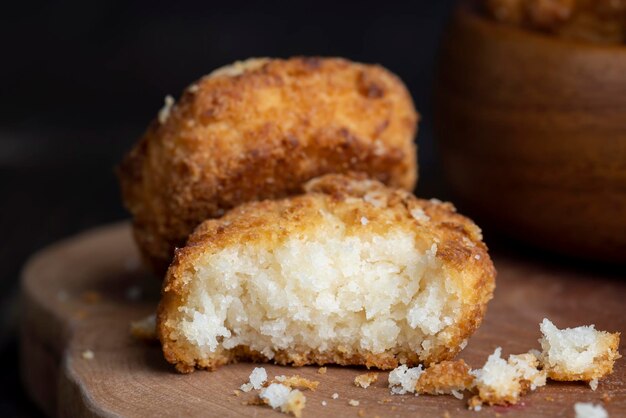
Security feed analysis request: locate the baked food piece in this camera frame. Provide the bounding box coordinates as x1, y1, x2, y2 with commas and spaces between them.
118, 57, 418, 273
483, 0, 626, 43
414, 360, 473, 396
157, 174, 495, 373
574, 402, 609, 418
354, 372, 379, 389
259, 384, 306, 417
538, 318, 621, 382
469, 348, 547, 407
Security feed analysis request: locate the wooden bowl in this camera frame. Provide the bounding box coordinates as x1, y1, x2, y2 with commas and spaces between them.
435, 2, 626, 263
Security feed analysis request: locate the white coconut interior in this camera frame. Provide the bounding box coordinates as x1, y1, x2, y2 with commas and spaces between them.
171, 213, 464, 360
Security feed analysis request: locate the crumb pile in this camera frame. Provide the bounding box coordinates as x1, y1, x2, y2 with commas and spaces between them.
238, 367, 318, 417
158, 174, 495, 373
468, 349, 546, 408
384, 318, 620, 412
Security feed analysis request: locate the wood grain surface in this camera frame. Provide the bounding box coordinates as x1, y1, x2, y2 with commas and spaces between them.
21, 223, 626, 417
435, 2, 626, 262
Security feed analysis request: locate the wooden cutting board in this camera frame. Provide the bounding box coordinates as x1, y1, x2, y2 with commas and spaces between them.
20, 222, 626, 417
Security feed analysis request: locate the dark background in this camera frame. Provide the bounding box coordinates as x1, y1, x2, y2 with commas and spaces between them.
1, 1, 458, 415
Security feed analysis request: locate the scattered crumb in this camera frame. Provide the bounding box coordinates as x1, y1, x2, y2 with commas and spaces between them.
332, 393, 339, 399
354, 372, 379, 389
250, 367, 268, 390
358, 408, 365, 417
233, 390, 241, 397
601, 393, 613, 403
388, 364, 423, 395
415, 360, 473, 395
574, 402, 608, 418
259, 384, 306, 418
590, 379, 599, 391
470, 348, 546, 407
125, 285, 142, 301
240, 383, 254, 393
158, 95, 175, 124
378, 397, 392, 404
391, 405, 397, 411
321, 400, 327, 406
539, 318, 621, 382
130, 314, 157, 341
443, 412, 451, 418
545, 396, 555, 402
239, 367, 269, 392
348, 399, 360, 407
273, 375, 319, 391
318, 367, 327, 375
81, 291, 101, 304
468, 400, 482, 412
82, 350, 94, 360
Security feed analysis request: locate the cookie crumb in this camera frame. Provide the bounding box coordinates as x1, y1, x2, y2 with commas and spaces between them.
318, 367, 327, 375
348, 399, 360, 406
272, 375, 319, 391
354, 372, 379, 389
259, 383, 306, 418
332, 393, 339, 399
82, 350, 94, 360
574, 402, 608, 418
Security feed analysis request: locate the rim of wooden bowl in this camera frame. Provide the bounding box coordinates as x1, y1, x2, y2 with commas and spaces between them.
457, 0, 626, 54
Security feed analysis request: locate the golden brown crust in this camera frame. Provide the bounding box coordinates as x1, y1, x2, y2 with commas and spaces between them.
544, 332, 621, 381
354, 372, 380, 388
157, 174, 496, 373
415, 360, 473, 394
118, 57, 418, 274
272, 375, 320, 391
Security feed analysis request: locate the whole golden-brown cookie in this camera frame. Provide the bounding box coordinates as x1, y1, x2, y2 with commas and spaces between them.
158, 174, 495, 373
118, 57, 418, 273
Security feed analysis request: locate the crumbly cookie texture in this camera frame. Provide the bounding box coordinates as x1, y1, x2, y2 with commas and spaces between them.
259, 384, 306, 418
388, 365, 424, 395
539, 318, 621, 381
158, 174, 495, 373
273, 375, 319, 391
118, 56, 419, 274
469, 348, 547, 407
354, 372, 379, 389
240, 367, 268, 392
574, 402, 609, 418
414, 360, 473, 396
